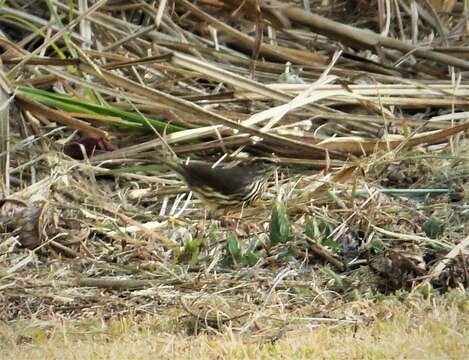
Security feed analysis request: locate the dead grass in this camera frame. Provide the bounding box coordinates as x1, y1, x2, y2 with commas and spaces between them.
1, 1, 469, 359
1, 291, 467, 360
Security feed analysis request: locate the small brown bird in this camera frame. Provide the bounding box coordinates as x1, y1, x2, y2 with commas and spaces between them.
154, 155, 277, 209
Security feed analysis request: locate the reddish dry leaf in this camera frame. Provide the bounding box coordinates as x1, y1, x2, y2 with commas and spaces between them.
63, 135, 116, 160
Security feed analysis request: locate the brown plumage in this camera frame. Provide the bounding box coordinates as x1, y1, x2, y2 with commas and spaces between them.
154, 156, 276, 208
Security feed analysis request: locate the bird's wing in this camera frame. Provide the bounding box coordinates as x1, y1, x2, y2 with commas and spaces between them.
181, 162, 253, 195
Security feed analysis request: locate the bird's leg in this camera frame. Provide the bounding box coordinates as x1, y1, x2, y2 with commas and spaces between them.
203, 202, 221, 220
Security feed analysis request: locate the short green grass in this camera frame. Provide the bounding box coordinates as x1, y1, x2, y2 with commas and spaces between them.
2, 291, 467, 360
